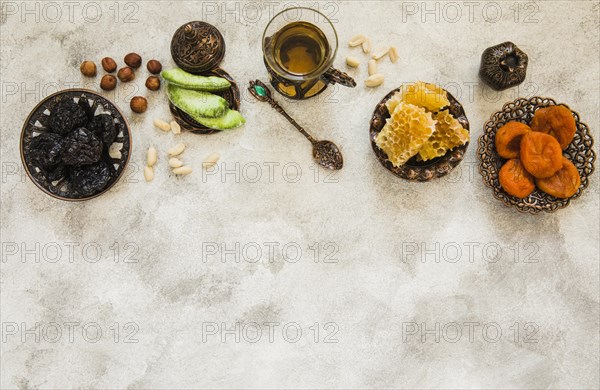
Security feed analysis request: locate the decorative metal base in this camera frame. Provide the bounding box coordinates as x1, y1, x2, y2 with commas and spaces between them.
263, 57, 356, 100
264, 58, 327, 100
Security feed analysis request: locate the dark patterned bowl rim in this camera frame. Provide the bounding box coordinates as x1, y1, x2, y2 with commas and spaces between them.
20, 88, 131, 202
477, 96, 596, 214
369, 83, 470, 182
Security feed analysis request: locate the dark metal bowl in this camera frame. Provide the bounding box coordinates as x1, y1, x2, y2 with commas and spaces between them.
369, 84, 470, 181
168, 67, 240, 135
478, 96, 596, 214
20, 89, 131, 201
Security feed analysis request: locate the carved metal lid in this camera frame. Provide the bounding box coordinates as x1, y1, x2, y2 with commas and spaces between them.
479, 41, 528, 91
170, 21, 225, 74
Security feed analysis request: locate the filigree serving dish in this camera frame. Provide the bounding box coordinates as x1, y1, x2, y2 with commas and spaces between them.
478, 96, 595, 214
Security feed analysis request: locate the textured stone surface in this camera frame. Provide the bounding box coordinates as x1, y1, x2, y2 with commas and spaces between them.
1, 1, 599, 388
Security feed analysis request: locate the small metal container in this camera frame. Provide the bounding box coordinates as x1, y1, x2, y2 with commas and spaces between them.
479, 41, 528, 91
169, 21, 240, 133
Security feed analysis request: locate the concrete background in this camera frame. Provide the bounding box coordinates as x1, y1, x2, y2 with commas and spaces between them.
1, 1, 598, 388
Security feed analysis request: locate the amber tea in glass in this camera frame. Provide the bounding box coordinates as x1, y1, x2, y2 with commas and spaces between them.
262, 7, 355, 99
271, 21, 330, 76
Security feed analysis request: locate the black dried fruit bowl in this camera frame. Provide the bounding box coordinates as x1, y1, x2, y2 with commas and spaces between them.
20, 89, 131, 201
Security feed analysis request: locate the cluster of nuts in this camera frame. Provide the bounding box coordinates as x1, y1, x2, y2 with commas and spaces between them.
149, 119, 190, 178
80, 53, 163, 114
144, 146, 158, 181
153, 118, 181, 135
144, 143, 196, 181
144, 117, 220, 181
345, 34, 399, 88
167, 143, 193, 175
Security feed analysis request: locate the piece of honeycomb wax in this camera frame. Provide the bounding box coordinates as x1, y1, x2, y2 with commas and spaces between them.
375, 102, 437, 167
386, 82, 450, 113
418, 109, 469, 161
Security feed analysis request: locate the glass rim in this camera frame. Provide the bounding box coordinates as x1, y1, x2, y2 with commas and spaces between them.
262, 6, 339, 81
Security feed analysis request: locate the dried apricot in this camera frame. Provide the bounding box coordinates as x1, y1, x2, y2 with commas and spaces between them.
499, 159, 535, 198
536, 157, 581, 198
530, 105, 576, 150
520, 132, 563, 178
495, 121, 531, 159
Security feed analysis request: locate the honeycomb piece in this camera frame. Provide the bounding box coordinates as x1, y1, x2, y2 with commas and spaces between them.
385, 90, 404, 115
418, 110, 469, 161
375, 102, 437, 167
387, 82, 450, 113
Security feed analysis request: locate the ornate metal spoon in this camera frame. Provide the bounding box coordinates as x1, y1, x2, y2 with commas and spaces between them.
248, 80, 343, 170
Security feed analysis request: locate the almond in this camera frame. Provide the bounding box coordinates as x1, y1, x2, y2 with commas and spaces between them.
362, 38, 371, 54
348, 34, 367, 47
372, 47, 390, 61
368, 60, 378, 76
346, 56, 360, 68
144, 166, 154, 182
169, 157, 183, 168
153, 118, 170, 132
173, 166, 192, 175
168, 143, 185, 156
203, 153, 220, 169
389, 46, 399, 63
147, 146, 157, 167
365, 73, 385, 87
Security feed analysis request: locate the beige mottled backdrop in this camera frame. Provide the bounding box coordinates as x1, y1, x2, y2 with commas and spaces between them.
1, 1, 599, 389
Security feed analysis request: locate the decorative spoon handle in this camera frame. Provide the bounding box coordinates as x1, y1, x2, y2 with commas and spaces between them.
249, 80, 316, 143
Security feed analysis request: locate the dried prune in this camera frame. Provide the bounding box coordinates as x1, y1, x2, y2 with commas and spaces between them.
78, 98, 96, 122
88, 114, 117, 146
47, 164, 67, 182
62, 128, 103, 166
499, 159, 535, 198
495, 121, 531, 159
28, 132, 63, 169
530, 105, 576, 150
520, 132, 563, 179
71, 161, 112, 196
48, 99, 88, 135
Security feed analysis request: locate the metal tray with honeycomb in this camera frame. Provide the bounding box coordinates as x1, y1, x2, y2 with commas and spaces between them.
369, 84, 470, 182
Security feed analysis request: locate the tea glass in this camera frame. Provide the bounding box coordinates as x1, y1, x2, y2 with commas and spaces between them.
262, 7, 356, 99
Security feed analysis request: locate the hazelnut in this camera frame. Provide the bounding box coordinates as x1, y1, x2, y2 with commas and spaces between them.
145, 76, 161, 91
117, 67, 135, 82
101, 57, 117, 73
100, 74, 117, 91
124, 52, 142, 68
130, 96, 147, 113
146, 59, 162, 74
80, 61, 97, 77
